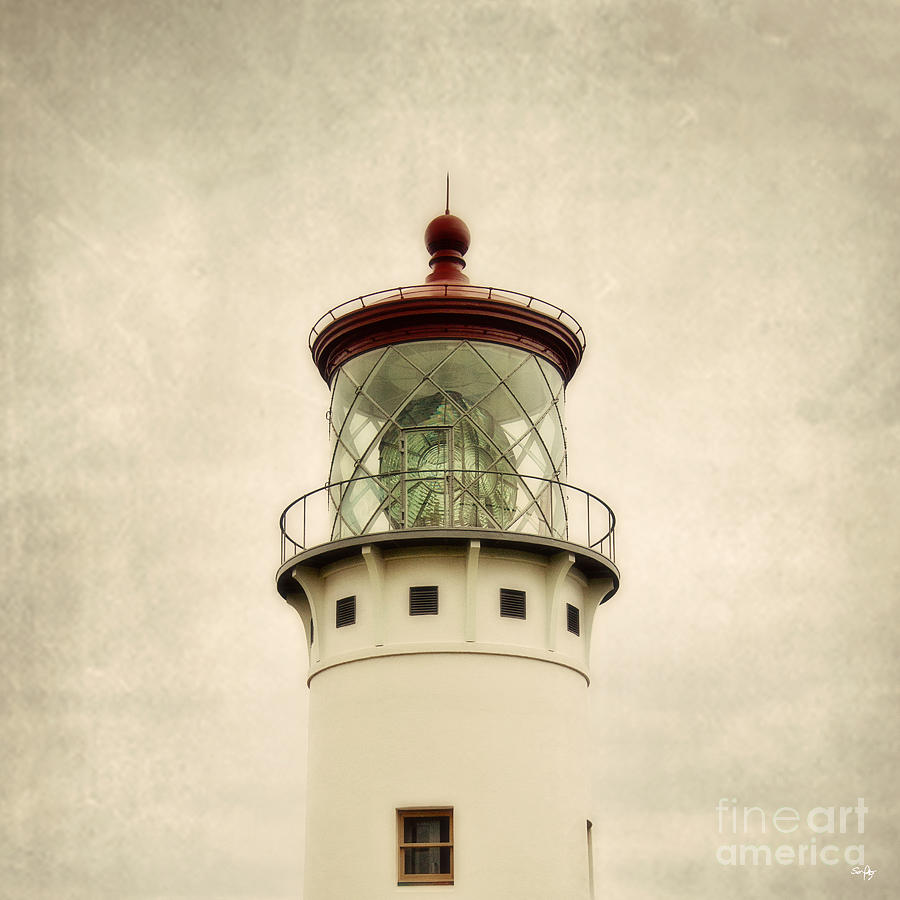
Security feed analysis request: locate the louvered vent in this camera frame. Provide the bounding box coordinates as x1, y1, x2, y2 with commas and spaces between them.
336, 596, 356, 628
409, 585, 439, 616
500, 588, 526, 619
566, 603, 580, 636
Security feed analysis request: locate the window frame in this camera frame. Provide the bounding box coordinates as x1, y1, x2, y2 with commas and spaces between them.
397, 807, 454, 886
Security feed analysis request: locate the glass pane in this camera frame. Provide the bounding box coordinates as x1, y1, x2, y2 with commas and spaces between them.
340, 347, 384, 388
452, 469, 515, 529
342, 408, 382, 460
471, 380, 524, 428
404, 816, 442, 843
474, 342, 530, 380
536, 355, 565, 396
358, 441, 385, 482
508, 429, 553, 480
405, 848, 448, 875
330, 442, 359, 484
552, 481, 567, 539
361, 347, 429, 420
329, 370, 356, 435
507, 502, 547, 535
503, 356, 552, 419
344, 390, 392, 424
405, 476, 447, 528
537, 403, 566, 472
379, 386, 465, 477
335, 478, 385, 535
496, 416, 529, 445
393, 341, 459, 376
395, 386, 465, 428
453, 405, 511, 472
430, 342, 499, 405
405, 427, 449, 473
402, 427, 450, 527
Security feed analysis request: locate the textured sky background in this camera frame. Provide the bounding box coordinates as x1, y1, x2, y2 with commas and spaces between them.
2, 1, 898, 898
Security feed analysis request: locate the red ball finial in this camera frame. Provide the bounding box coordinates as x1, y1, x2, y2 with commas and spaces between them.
424, 213, 470, 284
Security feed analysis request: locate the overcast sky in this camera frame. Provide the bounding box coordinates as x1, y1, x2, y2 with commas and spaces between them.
3, 1, 898, 898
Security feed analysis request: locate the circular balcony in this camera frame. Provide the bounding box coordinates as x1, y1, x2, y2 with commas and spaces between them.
278, 470, 617, 593
308, 285, 586, 384
309, 285, 586, 352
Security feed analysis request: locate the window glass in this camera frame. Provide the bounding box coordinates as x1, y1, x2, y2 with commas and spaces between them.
393, 342, 457, 376
502, 355, 553, 419
473, 342, 530, 380
329, 370, 356, 436
336, 404, 383, 463
361, 347, 426, 420
536, 355, 565, 393
331, 441, 361, 484
340, 348, 384, 388
537, 403, 566, 472
333, 478, 386, 536
430, 342, 499, 405
472, 380, 526, 429
404, 848, 451, 875
505, 429, 552, 480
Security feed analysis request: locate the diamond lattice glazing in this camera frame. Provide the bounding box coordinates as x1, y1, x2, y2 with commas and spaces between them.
327, 341, 567, 539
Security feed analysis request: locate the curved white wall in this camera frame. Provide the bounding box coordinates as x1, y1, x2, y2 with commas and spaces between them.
289, 540, 612, 899
305, 654, 591, 899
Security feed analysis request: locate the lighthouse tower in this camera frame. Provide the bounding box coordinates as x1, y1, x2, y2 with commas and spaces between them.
276, 206, 619, 899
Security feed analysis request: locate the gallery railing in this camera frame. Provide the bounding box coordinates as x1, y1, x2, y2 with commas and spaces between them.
280, 469, 614, 564
308, 284, 586, 351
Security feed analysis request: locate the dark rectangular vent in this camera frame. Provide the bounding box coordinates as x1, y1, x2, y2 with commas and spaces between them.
409, 585, 439, 616
566, 603, 581, 636
336, 596, 356, 628
500, 588, 526, 619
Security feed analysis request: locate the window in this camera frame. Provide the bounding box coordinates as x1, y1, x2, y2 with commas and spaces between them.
500, 588, 526, 619
398, 808, 453, 885
336, 596, 356, 628
309, 618, 314, 644
566, 603, 580, 636
409, 585, 439, 616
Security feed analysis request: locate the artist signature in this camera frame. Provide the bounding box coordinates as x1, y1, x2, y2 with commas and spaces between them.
850, 865, 877, 881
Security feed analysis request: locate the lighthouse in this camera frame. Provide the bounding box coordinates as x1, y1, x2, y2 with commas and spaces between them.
276, 204, 619, 899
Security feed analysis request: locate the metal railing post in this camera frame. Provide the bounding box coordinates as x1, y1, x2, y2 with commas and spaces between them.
445, 472, 453, 527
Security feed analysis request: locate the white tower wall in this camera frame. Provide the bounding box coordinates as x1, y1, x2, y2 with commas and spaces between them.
306, 655, 590, 899
287, 540, 613, 898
